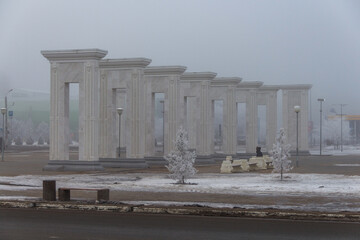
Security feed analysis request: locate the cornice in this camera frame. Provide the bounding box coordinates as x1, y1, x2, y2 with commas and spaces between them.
237, 81, 263, 89
144, 66, 187, 76
211, 77, 242, 86
180, 72, 217, 81
100, 58, 151, 69
275, 84, 313, 90
41, 49, 108, 61
258, 85, 280, 91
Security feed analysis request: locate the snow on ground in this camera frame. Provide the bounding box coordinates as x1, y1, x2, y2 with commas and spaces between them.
1, 172, 360, 199
310, 145, 360, 155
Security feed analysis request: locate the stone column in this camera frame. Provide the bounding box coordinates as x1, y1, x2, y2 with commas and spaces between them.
144, 92, 155, 157
223, 86, 237, 155
99, 69, 113, 158
125, 69, 146, 158
200, 80, 213, 156
281, 85, 312, 153
165, 76, 180, 154
186, 97, 197, 148
246, 90, 257, 153
209, 100, 215, 154
266, 90, 278, 152
78, 60, 101, 161
48, 63, 69, 160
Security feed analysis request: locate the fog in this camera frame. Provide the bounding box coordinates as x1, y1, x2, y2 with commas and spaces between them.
1, 0, 359, 120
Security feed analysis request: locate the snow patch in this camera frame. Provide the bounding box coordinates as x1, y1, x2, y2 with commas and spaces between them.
1, 173, 360, 198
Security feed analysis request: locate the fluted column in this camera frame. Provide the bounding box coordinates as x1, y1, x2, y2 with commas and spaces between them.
78, 61, 100, 161
246, 90, 257, 153
49, 63, 69, 160
266, 91, 278, 151
200, 81, 212, 155
126, 70, 147, 158
223, 86, 237, 155
281, 85, 312, 152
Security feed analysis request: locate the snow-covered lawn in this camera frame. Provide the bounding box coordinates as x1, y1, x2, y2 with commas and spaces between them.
1, 172, 360, 199
310, 145, 360, 156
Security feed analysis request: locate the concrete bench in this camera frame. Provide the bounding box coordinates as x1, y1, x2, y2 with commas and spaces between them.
58, 188, 109, 202
248, 163, 258, 171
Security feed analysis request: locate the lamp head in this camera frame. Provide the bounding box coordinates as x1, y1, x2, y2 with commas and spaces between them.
0, 108, 6, 115
294, 105, 300, 113
117, 108, 123, 115
317, 98, 325, 102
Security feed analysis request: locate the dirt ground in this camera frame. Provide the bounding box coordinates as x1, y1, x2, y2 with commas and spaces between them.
1, 146, 360, 176
1, 146, 360, 211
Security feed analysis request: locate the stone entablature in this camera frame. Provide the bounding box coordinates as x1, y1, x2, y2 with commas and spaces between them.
100, 58, 152, 69
144, 66, 187, 76
41, 49, 107, 61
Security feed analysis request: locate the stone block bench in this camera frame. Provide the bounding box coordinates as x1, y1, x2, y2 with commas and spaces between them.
58, 188, 110, 202
220, 156, 249, 173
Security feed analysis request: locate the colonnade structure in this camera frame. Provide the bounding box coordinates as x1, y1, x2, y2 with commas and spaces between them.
41, 49, 311, 171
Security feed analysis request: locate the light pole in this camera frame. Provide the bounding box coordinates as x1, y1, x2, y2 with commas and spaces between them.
294, 106, 300, 167
5, 89, 13, 147
160, 100, 165, 153
333, 104, 347, 152
318, 98, 325, 156
117, 108, 123, 158
1, 108, 6, 161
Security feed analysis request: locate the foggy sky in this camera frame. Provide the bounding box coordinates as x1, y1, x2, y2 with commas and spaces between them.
0, 0, 359, 118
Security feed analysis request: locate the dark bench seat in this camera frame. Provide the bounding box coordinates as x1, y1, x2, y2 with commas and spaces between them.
58, 188, 109, 201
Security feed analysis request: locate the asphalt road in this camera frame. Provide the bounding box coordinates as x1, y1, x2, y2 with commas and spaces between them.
0, 208, 360, 240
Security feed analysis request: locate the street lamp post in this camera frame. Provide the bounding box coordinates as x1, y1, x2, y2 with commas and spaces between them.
318, 98, 325, 156
5, 89, 13, 147
159, 100, 165, 153
294, 106, 300, 167
1, 108, 6, 161
338, 104, 346, 152
117, 108, 123, 158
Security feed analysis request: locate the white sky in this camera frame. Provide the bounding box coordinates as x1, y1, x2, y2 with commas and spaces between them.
0, 0, 359, 116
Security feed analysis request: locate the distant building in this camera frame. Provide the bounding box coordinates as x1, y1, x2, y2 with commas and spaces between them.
327, 115, 360, 144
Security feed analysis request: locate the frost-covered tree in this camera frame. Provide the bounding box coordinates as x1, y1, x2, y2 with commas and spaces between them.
312, 118, 351, 147
165, 126, 197, 184
270, 128, 292, 181
323, 118, 351, 147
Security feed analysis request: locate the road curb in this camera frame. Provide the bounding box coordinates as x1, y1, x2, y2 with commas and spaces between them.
1, 200, 360, 222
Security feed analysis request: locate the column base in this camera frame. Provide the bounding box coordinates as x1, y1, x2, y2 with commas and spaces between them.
290, 150, 311, 156
195, 155, 215, 165
43, 160, 105, 172
144, 156, 167, 167
99, 158, 149, 169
